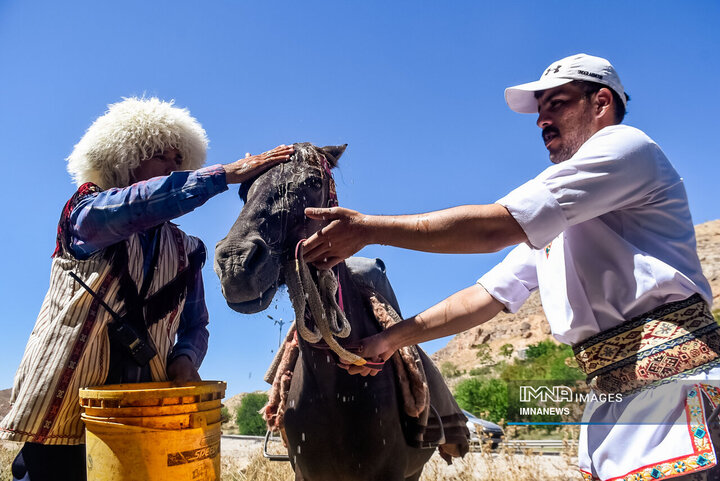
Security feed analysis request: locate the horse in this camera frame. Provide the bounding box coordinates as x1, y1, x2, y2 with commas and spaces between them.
213, 143, 436, 481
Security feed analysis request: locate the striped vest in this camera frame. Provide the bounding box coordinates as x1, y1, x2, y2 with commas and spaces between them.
0, 189, 202, 445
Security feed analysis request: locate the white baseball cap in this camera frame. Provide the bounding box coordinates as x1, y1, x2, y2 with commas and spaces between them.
505, 53, 627, 114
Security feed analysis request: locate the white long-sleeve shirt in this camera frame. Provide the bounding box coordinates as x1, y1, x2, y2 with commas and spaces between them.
479, 124, 711, 345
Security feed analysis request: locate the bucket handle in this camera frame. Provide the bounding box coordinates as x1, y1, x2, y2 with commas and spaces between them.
188, 412, 207, 429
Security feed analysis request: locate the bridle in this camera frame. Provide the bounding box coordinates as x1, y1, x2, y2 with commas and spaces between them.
282, 155, 385, 370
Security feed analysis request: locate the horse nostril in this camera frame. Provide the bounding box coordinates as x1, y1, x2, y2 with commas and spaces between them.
239, 239, 269, 272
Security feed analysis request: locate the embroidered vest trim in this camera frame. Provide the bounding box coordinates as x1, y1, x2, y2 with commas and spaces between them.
573, 294, 720, 394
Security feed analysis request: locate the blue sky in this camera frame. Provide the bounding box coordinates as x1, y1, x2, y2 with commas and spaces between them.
1, 1, 718, 398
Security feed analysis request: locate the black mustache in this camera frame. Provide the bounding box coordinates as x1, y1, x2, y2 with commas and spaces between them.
542, 126, 560, 142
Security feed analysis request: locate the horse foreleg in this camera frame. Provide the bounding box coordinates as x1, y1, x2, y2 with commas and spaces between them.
293, 465, 307, 481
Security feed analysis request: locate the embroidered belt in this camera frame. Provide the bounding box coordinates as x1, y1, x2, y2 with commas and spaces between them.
573, 294, 720, 394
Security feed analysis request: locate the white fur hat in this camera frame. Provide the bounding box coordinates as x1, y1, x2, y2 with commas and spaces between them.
66, 97, 208, 189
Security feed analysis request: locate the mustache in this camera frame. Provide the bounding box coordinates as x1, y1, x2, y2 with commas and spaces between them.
542, 126, 560, 143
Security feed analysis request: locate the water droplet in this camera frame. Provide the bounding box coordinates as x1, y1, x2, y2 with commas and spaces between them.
328, 242, 332, 247
382, 438, 386, 445
364, 382, 368, 388
327, 355, 331, 363
302, 432, 306, 441
297, 445, 301, 454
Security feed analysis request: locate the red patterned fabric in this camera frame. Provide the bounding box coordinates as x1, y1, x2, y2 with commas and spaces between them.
53, 182, 101, 258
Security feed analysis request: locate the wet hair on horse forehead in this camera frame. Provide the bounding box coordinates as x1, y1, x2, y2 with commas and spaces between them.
237, 143, 342, 202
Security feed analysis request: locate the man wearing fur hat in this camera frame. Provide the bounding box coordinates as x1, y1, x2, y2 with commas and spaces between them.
1, 97, 293, 480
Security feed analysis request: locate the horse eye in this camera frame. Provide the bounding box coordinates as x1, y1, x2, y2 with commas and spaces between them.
304, 177, 323, 190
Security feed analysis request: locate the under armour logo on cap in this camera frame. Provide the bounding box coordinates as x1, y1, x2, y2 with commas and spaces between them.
544, 65, 562, 76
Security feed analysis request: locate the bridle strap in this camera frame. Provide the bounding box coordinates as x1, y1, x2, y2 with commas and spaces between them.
285, 240, 365, 366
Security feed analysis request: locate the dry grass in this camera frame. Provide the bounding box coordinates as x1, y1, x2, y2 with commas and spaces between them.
0, 442, 20, 480
222, 452, 294, 481
219, 442, 583, 481
1, 437, 582, 480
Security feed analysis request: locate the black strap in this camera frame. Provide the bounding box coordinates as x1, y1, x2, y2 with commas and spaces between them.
138, 225, 163, 300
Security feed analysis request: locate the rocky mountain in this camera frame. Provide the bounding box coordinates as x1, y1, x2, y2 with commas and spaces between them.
431, 219, 720, 372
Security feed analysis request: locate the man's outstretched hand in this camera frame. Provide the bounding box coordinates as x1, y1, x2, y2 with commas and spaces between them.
224, 144, 294, 184
337, 331, 396, 377
303, 207, 371, 269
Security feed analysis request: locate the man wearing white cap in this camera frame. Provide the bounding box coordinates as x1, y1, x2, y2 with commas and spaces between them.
1, 97, 293, 480
301, 54, 718, 480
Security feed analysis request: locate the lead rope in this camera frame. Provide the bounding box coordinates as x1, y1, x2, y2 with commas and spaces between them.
284, 240, 366, 366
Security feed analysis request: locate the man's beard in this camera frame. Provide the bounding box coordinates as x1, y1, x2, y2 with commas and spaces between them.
543, 109, 595, 164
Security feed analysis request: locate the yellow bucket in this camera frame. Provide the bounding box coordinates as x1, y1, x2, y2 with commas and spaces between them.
79, 381, 226, 481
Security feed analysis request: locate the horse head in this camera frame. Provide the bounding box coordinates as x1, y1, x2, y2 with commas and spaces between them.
214, 142, 346, 313
214, 142, 446, 481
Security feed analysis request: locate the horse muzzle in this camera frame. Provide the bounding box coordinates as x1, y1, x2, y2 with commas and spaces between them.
214, 236, 281, 313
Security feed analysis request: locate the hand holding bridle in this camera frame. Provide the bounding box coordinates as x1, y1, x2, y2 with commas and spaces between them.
337, 332, 396, 377
303, 206, 370, 269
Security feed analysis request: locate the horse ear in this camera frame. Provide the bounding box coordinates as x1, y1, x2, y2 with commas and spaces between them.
320, 144, 347, 167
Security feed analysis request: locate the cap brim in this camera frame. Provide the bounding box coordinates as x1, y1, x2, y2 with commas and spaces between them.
504, 77, 573, 113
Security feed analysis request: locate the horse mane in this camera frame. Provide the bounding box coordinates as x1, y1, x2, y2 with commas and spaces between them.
238, 143, 343, 201
293, 142, 341, 168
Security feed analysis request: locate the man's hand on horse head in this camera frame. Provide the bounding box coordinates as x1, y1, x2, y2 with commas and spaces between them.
303, 206, 370, 269
224, 144, 294, 184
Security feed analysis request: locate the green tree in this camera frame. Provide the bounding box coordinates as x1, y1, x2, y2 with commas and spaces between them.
236, 392, 269, 435
525, 339, 555, 360
454, 378, 508, 424
440, 361, 461, 378
502, 340, 584, 382
220, 406, 230, 424
474, 344, 492, 364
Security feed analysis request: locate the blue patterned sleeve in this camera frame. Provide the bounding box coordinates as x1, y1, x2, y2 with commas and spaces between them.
68, 165, 228, 259
168, 264, 210, 368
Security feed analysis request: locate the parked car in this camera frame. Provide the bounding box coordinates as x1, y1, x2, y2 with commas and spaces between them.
462, 409, 504, 449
